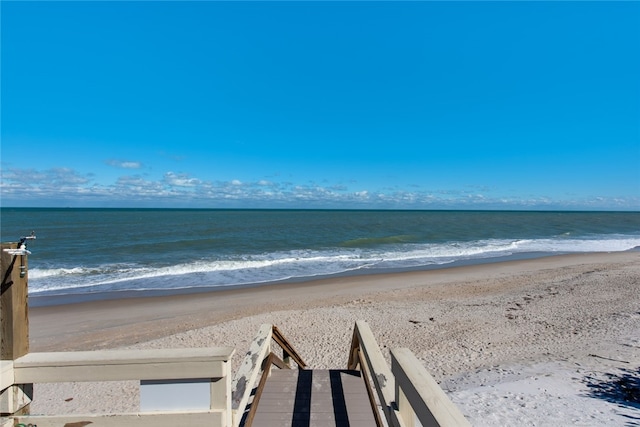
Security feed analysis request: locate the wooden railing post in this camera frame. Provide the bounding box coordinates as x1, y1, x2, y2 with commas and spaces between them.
391, 348, 470, 427
0, 242, 32, 416
210, 359, 232, 427
1, 242, 29, 360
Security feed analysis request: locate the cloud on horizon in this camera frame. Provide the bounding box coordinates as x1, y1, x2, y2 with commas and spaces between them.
1, 166, 638, 210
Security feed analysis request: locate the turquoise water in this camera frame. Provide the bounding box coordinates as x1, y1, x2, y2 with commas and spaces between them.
1, 209, 639, 302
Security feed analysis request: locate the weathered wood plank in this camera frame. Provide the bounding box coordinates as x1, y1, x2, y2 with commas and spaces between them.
252, 410, 376, 421
391, 348, 470, 427
211, 365, 233, 426
243, 353, 285, 427
355, 347, 385, 426
0, 360, 13, 390
253, 369, 377, 427
12, 411, 226, 427
13, 348, 234, 383
1, 242, 29, 361
252, 412, 374, 427
398, 386, 415, 427
16, 347, 234, 366
231, 323, 272, 425
352, 320, 400, 424
1, 242, 31, 417
256, 394, 374, 414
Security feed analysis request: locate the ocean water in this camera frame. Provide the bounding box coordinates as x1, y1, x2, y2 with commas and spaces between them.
1, 209, 639, 304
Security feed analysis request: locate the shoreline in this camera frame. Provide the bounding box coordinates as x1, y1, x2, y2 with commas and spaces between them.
29, 251, 639, 351
28, 250, 568, 307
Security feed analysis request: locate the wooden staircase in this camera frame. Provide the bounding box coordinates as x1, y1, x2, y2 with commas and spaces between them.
251, 369, 376, 427
232, 322, 470, 427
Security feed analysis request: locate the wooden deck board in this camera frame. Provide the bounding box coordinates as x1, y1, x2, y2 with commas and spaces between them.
251, 369, 377, 427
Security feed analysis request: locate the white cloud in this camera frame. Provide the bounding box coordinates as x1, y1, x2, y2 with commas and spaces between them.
164, 172, 201, 187
106, 159, 142, 169
115, 175, 166, 195
1, 166, 639, 210
1, 167, 92, 188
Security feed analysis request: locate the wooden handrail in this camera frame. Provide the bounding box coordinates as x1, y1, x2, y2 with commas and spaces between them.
13, 347, 234, 383
272, 325, 307, 369
349, 321, 470, 427
231, 324, 307, 427
349, 320, 402, 427
4, 347, 235, 427
391, 348, 470, 427
231, 324, 272, 419
354, 347, 385, 427
242, 352, 285, 427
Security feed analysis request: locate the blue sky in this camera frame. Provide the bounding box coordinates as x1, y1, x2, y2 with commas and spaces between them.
1, 1, 639, 210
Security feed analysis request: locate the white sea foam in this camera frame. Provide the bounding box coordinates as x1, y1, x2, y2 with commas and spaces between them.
28, 234, 640, 296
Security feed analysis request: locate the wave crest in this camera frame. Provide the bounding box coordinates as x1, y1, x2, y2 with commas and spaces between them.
28, 234, 640, 296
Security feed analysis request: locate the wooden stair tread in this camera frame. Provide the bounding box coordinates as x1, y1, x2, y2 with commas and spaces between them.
251, 369, 377, 427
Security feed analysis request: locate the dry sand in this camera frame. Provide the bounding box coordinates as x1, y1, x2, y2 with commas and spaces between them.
28, 252, 640, 425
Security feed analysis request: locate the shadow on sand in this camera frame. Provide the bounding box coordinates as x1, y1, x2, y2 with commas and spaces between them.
583, 367, 640, 426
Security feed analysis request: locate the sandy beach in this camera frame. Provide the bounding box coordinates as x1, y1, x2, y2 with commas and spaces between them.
28, 251, 640, 425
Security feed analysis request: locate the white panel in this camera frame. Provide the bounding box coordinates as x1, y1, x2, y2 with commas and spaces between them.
140, 379, 211, 412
